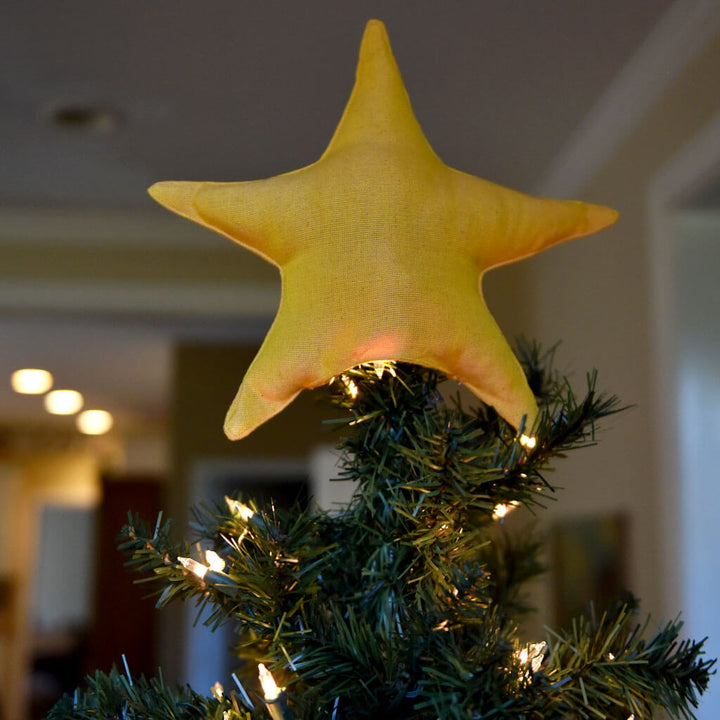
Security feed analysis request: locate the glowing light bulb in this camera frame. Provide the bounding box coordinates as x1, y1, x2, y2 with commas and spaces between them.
205, 549, 225, 572
11, 368, 53, 394
341, 375, 358, 398
44, 389, 84, 415
370, 360, 396, 379
520, 434, 536, 449
516, 641, 546, 676
226, 497, 255, 521
258, 663, 281, 701
177, 556, 208, 579
493, 500, 520, 520
76, 409, 114, 435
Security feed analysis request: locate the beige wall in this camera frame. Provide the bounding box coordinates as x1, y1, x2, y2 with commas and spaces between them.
169, 343, 342, 517
505, 24, 720, 630
101, 18, 720, 688
161, 342, 342, 680
0, 451, 101, 720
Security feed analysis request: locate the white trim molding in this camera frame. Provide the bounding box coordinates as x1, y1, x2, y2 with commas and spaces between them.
0, 206, 214, 247
648, 110, 720, 622
0, 278, 280, 318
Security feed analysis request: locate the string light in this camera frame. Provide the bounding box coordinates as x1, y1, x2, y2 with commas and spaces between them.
341, 375, 359, 398
178, 550, 227, 579
520, 434, 536, 449
493, 501, 520, 520
516, 641, 546, 679
205, 549, 226, 572
226, 497, 255, 521
369, 360, 396, 379
258, 663, 281, 701
177, 556, 209, 580
258, 664, 294, 720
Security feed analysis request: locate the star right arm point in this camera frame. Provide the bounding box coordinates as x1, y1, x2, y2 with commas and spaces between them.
450, 171, 618, 270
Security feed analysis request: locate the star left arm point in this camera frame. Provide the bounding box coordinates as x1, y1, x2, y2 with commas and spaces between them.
223, 367, 301, 441
149, 176, 306, 267
223, 316, 306, 440
222, 290, 339, 439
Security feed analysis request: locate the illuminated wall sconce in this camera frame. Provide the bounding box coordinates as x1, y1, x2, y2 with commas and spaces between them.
11, 368, 54, 394
44, 389, 84, 415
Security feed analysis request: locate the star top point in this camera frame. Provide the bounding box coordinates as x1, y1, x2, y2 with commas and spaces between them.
149, 19, 618, 440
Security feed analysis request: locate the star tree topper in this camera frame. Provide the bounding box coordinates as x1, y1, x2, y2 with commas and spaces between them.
149, 20, 618, 440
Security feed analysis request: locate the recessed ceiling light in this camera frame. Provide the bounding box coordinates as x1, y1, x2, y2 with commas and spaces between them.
44, 389, 84, 415
76, 409, 114, 435
11, 368, 54, 394
45, 103, 121, 134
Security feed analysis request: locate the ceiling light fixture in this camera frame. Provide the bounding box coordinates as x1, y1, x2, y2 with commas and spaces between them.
76, 409, 114, 435
11, 368, 54, 394
44, 389, 84, 415
45, 103, 121, 134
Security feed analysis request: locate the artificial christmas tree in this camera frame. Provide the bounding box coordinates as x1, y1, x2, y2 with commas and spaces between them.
47, 19, 713, 720
49, 355, 713, 719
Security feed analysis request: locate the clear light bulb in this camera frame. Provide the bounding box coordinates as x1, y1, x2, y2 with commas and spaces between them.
205, 549, 225, 572
341, 375, 359, 398
177, 556, 208, 579
226, 497, 255, 521
492, 500, 519, 520
258, 663, 281, 701
516, 641, 546, 678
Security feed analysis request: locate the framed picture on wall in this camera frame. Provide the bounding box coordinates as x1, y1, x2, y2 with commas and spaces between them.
551, 513, 629, 630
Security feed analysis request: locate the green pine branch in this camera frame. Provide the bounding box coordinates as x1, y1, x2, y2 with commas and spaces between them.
536, 604, 715, 720
46, 665, 254, 720
48, 342, 714, 720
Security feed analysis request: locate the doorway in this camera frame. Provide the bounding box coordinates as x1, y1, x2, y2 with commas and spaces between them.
650, 113, 720, 720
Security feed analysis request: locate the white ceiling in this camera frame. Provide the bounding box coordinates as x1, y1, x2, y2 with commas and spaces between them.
0, 0, 696, 435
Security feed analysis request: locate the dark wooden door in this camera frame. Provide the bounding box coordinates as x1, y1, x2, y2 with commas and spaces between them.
85, 476, 163, 678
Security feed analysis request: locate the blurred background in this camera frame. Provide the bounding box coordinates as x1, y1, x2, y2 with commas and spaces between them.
1, 2, 719, 718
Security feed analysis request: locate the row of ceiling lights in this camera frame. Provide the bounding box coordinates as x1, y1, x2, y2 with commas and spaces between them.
11, 368, 114, 435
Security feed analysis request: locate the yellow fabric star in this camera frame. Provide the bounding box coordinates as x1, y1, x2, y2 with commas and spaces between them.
149, 19, 618, 440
